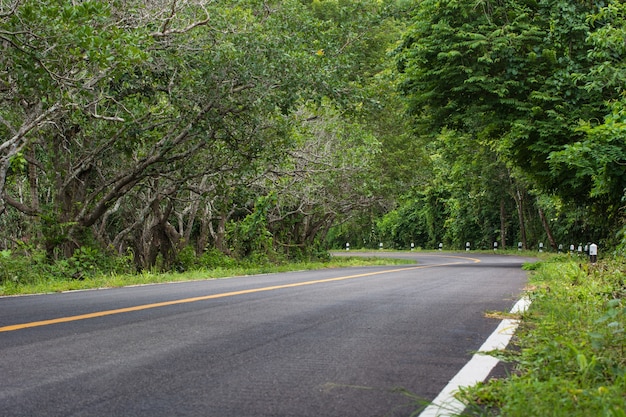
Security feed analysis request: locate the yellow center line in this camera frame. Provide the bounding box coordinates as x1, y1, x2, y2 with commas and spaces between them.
0, 257, 480, 333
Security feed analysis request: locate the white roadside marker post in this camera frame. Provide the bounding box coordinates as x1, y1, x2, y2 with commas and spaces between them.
589, 243, 598, 264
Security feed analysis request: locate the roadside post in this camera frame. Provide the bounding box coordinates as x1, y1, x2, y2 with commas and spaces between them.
589, 243, 598, 263
518, 242, 523, 251
379, 242, 383, 250
539, 242, 544, 253
346, 242, 350, 251
493, 242, 498, 251
466, 242, 470, 251
411, 242, 415, 251
438, 243, 443, 251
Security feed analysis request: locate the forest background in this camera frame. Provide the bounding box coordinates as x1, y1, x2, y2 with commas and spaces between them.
1, 0, 625, 279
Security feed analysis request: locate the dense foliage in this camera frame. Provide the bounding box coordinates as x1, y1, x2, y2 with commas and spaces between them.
1, 0, 624, 275
1, 0, 407, 270
391, 0, 626, 251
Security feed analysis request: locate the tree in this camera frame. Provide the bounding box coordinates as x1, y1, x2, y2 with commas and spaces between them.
0, 0, 146, 218
2, 0, 318, 264
549, 0, 626, 244
262, 99, 384, 255
1, 0, 411, 268
395, 0, 623, 246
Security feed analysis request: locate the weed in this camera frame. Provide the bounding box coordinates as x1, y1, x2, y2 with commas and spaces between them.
0, 254, 414, 296
457, 258, 626, 417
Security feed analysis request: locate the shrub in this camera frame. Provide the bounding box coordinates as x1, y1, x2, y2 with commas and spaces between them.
197, 248, 238, 269
458, 258, 626, 417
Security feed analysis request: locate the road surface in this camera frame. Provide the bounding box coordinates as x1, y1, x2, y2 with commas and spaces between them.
0, 252, 532, 417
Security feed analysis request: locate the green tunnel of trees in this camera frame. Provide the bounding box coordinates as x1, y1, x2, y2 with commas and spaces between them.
1, 0, 624, 272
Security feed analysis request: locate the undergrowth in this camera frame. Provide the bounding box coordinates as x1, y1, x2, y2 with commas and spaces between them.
458, 256, 626, 417
0, 249, 414, 296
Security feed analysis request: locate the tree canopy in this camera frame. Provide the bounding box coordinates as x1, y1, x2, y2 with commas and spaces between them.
394, 0, 625, 249
1, 0, 624, 272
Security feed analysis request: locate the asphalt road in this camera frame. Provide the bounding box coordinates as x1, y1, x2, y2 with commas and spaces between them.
0, 252, 532, 417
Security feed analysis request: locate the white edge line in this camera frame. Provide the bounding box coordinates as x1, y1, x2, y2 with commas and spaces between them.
418, 296, 531, 417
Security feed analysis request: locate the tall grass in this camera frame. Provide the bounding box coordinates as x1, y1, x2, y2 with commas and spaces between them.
0, 251, 414, 296
458, 256, 626, 417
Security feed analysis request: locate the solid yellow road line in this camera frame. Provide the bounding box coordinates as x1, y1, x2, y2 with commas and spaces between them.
0, 257, 480, 333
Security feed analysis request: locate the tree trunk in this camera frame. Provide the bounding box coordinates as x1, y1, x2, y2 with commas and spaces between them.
511, 185, 527, 250
538, 206, 557, 250
196, 203, 212, 255
500, 197, 506, 250
215, 213, 228, 254
27, 147, 39, 214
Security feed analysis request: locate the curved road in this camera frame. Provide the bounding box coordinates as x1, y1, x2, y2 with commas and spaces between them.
0, 253, 533, 417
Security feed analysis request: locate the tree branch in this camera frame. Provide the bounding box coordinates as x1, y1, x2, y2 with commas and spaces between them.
0, 101, 62, 154
3, 193, 39, 216
151, 3, 210, 38
0, 0, 21, 19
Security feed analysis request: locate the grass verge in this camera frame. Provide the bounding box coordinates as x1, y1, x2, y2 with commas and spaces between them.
457, 256, 626, 417
0, 255, 415, 296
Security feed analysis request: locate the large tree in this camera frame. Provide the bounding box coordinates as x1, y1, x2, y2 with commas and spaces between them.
395, 0, 624, 245
1, 0, 408, 267
0, 0, 146, 217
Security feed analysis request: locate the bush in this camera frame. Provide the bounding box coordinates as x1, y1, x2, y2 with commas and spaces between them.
0, 249, 36, 285
0, 245, 135, 292
458, 258, 626, 417
197, 248, 238, 269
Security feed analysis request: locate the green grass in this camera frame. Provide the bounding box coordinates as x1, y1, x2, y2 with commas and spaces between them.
0, 255, 415, 296
457, 256, 626, 417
